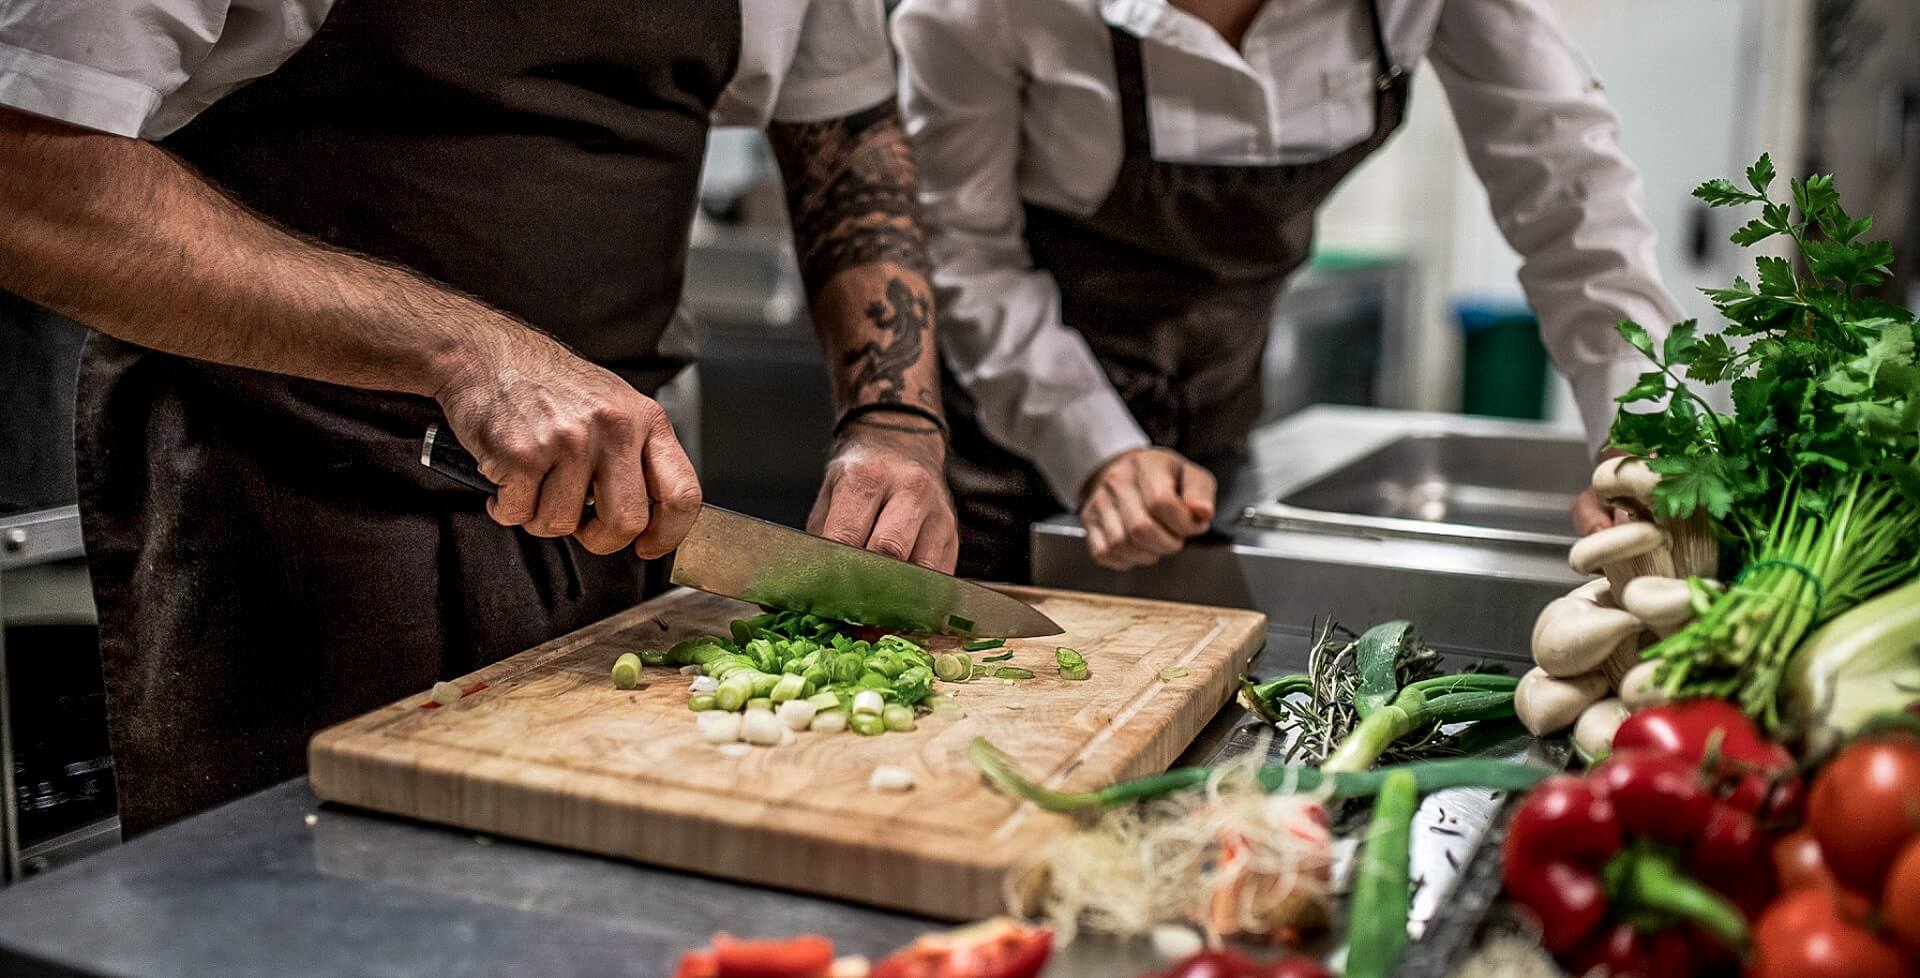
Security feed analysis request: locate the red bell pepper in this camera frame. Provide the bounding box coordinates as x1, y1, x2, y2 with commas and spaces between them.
1502, 754, 1756, 975
676, 934, 836, 978
869, 918, 1051, 978
1612, 700, 1799, 818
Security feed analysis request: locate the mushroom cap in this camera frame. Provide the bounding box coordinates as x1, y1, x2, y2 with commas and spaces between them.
1569, 521, 1670, 575
1516, 667, 1609, 735
1620, 576, 1696, 628
1592, 457, 1660, 505
1532, 595, 1646, 678
1573, 698, 1632, 761
1618, 659, 1670, 711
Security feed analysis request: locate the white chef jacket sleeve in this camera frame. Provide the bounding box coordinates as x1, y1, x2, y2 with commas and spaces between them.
893, 0, 1149, 508
771, 0, 897, 123
1428, 0, 1683, 456
0, 0, 328, 139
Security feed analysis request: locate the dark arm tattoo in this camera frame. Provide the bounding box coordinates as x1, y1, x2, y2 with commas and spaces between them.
768, 99, 941, 419
768, 101, 933, 291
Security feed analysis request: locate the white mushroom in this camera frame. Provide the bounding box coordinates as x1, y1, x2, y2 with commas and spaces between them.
1515, 667, 1610, 735
1621, 576, 1699, 636
1592, 457, 1661, 506
1618, 659, 1672, 711
1597, 639, 1648, 688
1572, 698, 1632, 763
1571, 576, 1616, 607
1532, 592, 1646, 678
1570, 521, 1669, 575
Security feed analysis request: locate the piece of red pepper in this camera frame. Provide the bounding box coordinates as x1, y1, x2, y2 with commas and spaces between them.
1502, 756, 1753, 971
1612, 700, 1799, 818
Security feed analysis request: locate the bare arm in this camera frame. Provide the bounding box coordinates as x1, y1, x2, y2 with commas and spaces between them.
767, 100, 957, 571
0, 107, 699, 556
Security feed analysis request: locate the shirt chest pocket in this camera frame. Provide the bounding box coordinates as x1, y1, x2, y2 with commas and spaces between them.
1278, 59, 1378, 158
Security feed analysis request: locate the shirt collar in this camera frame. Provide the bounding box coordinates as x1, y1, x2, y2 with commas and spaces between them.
1100, 0, 1255, 73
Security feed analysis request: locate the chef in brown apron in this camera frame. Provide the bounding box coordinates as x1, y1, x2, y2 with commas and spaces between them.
894, 0, 1689, 581
0, 0, 953, 833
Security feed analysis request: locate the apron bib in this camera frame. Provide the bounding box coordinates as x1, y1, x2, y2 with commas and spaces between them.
947, 0, 1409, 581
76, 0, 740, 833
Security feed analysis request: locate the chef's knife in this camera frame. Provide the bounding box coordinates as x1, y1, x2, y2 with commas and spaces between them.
419, 424, 1063, 638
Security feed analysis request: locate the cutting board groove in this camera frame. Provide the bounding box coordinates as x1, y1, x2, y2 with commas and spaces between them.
310, 586, 1265, 918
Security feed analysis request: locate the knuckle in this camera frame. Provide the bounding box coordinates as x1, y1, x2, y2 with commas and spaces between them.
871, 534, 912, 560
661, 482, 702, 512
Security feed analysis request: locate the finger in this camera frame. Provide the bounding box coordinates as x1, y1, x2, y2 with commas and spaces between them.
817, 465, 887, 550
574, 432, 651, 556
629, 417, 702, 559
1110, 481, 1182, 556
805, 475, 835, 537
1178, 462, 1218, 525
1087, 489, 1151, 569
526, 450, 594, 538
1570, 489, 1613, 536
910, 504, 959, 573
485, 456, 543, 529
865, 491, 922, 562
1136, 456, 1204, 537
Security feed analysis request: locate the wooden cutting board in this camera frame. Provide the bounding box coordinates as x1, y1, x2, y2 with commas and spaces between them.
309, 586, 1265, 919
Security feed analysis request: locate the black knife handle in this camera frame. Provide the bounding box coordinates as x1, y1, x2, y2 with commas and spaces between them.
420, 424, 499, 494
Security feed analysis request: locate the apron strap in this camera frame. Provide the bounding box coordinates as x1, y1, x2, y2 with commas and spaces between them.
1362, 0, 1405, 90
1105, 25, 1154, 160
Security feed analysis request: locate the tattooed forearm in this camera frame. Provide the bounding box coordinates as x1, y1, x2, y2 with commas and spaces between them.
768, 101, 932, 291
769, 99, 941, 418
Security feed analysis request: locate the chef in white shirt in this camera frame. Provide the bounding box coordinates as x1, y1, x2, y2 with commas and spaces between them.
893, 0, 1682, 580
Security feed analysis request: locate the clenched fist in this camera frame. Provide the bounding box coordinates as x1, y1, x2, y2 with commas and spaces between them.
1079, 447, 1216, 571
434, 333, 701, 559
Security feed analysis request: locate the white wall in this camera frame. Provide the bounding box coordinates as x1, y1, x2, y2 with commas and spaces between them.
1317, 0, 1810, 422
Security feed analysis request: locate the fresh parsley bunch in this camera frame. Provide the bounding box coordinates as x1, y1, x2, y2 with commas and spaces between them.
1608, 154, 1920, 727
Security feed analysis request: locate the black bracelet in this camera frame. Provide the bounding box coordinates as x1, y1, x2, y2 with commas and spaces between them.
833, 402, 951, 440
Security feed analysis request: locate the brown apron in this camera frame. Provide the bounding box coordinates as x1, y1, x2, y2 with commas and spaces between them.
946, 0, 1409, 582
75, 0, 741, 834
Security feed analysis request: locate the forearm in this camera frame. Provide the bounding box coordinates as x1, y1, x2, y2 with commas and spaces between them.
769, 101, 940, 426
0, 108, 550, 398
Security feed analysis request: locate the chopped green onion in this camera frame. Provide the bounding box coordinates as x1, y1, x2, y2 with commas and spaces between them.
611, 653, 642, 690
746, 697, 773, 713
688, 694, 718, 712
947, 614, 975, 632
1158, 666, 1190, 681
810, 709, 849, 734
979, 651, 1015, 663
805, 691, 841, 712
714, 678, 751, 712
992, 666, 1035, 680
933, 653, 969, 682
851, 713, 887, 736
1055, 647, 1089, 681
639, 650, 668, 667
749, 673, 781, 698
930, 695, 964, 718
770, 674, 806, 703
882, 703, 917, 733
963, 638, 1005, 652
852, 689, 886, 716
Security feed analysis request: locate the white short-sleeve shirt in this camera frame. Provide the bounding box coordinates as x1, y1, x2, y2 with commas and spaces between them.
0, 0, 894, 139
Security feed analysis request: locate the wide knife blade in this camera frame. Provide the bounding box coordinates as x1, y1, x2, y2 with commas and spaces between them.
670, 505, 1061, 638
419, 425, 1062, 638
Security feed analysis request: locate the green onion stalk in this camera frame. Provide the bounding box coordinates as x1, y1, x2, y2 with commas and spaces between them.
1651, 471, 1920, 727
967, 738, 1547, 814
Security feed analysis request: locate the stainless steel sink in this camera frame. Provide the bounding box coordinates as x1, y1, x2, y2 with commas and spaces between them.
1032, 407, 1590, 659
1244, 429, 1590, 550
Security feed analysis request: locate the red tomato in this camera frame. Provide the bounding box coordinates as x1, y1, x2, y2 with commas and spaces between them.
1883, 836, 1920, 954
1251, 956, 1332, 978
870, 919, 1052, 978
710, 934, 835, 978
1571, 922, 1696, 978
1748, 888, 1906, 978
1772, 827, 1837, 893
1155, 950, 1261, 978
1809, 737, 1920, 893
